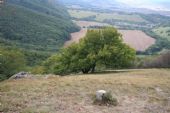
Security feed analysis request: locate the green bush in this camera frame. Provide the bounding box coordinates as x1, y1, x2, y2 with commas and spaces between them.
31, 66, 46, 74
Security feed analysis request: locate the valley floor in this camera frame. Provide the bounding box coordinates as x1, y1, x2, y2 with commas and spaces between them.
0, 69, 170, 113
64, 21, 156, 51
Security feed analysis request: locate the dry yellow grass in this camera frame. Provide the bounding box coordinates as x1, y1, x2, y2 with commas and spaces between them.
0, 69, 170, 113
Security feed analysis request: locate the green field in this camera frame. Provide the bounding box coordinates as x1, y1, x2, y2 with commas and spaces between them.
69, 10, 96, 18
68, 9, 147, 23
153, 27, 170, 41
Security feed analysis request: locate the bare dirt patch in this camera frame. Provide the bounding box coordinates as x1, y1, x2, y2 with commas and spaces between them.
64, 21, 109, 47
64, 28, 87, 47
65, 21, 156, 51
119, 30, 156, 51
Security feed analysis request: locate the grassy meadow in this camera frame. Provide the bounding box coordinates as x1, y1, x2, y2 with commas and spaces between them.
0, 69, 170, 113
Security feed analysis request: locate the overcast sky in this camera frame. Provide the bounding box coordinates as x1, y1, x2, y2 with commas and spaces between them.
117, 0, 170, 10
117, 0, 169, 4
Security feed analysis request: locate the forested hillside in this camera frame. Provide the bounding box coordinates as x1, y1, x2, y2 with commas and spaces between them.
0, 0, 79, 80
0, 0, 79, 52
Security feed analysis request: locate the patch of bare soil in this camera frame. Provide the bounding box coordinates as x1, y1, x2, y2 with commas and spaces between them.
65, 29, 155, 51
64, 21, 110, 47
119, 30, 156, 51
64, 28, 87, 47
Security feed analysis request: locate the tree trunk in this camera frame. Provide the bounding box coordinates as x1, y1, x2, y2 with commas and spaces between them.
82, 68, 90, 74
91, 64, 96, 73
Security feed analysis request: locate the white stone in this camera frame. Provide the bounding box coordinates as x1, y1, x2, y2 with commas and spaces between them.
96, 90, 106, 101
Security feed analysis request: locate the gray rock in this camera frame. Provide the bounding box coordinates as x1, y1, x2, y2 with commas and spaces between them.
10, 72, 32, 79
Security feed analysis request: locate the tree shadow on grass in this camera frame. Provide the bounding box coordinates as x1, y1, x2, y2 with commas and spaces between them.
90, 69, 134, 75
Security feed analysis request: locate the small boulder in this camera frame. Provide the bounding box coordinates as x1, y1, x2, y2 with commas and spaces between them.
96, 90, 106, 101
10, 72, 32, 80
94, 90, 118, 106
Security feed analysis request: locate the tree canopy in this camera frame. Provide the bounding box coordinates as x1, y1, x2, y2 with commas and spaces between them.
44, 27, 136, 75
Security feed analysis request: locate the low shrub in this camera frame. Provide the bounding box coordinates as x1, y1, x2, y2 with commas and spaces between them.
143, 51, 170, 68
135, 51, 170, 68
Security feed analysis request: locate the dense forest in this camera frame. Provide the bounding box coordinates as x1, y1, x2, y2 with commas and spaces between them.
0, 0, 79, 52
0, 0, 80, 80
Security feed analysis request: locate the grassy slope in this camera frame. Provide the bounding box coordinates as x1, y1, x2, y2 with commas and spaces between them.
0, 0, 79, 52
0, 69, 170, 112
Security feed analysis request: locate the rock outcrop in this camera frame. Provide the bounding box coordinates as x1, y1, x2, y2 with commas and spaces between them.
10, 72, 32, 80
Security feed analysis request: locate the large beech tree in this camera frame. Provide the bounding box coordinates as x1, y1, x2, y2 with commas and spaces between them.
44, 27, 136, 75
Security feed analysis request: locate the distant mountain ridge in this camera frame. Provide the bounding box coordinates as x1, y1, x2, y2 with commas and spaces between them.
61, 0, 170, 14
60, 0, 122, 8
